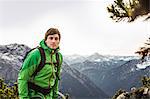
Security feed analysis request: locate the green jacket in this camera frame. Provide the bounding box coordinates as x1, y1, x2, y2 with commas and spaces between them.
18, 39, 63, 99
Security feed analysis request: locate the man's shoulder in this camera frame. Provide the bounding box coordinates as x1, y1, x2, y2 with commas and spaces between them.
57, 52, 63, 63
28, 47, 41, 57
58, 52, 63, 57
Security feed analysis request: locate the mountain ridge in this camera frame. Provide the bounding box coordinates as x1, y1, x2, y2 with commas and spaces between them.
0, 43, 108, 98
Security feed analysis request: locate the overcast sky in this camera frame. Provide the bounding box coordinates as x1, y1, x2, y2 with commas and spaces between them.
0, 0, 149, 56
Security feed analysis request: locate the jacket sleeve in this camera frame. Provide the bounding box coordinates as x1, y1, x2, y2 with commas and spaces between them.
17, 49, 40, 99
52, 53, 63, 99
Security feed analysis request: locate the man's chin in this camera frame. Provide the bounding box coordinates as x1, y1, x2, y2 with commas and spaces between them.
50, 46, 57, 49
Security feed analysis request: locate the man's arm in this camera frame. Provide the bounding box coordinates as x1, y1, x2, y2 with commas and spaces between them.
18, 49, 40, 99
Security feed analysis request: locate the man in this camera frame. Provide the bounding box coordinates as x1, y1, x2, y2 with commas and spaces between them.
18, 28, 63, 99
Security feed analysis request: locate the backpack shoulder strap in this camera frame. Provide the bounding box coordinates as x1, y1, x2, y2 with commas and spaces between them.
56, 52, 60, 67
31, 47, 46, 77
55, 52, 61, 80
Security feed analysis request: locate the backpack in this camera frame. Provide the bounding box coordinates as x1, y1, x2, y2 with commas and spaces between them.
23, 47, 61, 95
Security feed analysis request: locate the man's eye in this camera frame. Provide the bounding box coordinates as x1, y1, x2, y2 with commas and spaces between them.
55, 37, 58, 40
50, 37, 53, 40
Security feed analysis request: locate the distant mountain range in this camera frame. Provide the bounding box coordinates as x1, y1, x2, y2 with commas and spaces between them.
0, 43, 150, 98
64, 50, 150, 96
0, 44, 108, 99
64, 52, 137, 65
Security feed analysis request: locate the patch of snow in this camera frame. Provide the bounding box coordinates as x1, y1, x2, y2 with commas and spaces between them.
119, 56, 139, 61
1, 55, 14, 61
94, 59, 101, 62
136, 61, 150, 69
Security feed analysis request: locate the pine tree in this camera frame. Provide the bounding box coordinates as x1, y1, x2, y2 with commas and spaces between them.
112, 77, 150, 99
0, 78, 19, 98
135, 38, 150, 62
141, 76, 150, 88
112, 89, 126, 99
107, 0, 150, 22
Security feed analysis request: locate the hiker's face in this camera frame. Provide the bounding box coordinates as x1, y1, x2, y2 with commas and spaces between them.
45, 34, 60, 49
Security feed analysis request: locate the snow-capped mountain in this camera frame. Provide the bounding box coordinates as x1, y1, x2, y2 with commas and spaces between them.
64, 52, 138, 65
69, 53, 138, 73
0, 43, 108, 98
0, 43, 30, 58
63, 54, 87, 65
0, 43, 31, 71
74, 59, 150, 96
0, 43, 149, 97
0, 44, 31, 82
64, 53, 149, 97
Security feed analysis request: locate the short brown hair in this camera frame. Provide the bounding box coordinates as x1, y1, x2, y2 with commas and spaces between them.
44, 28, 61, 40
